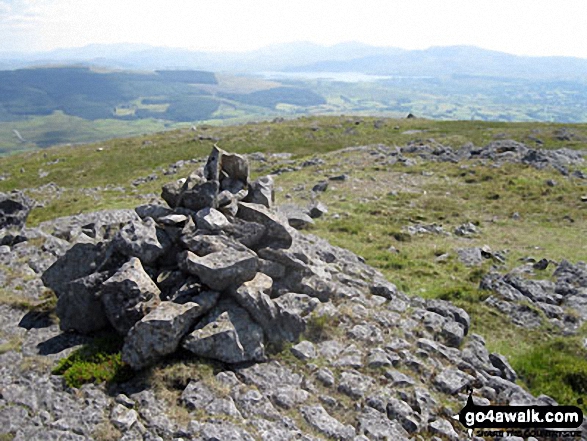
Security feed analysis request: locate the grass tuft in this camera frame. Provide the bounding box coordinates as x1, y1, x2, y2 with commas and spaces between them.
52, 333, 133, 388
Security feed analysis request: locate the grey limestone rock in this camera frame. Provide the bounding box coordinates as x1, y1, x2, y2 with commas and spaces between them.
290, 340, 317, 360
235, 361, 302, 391
38, 208, 140, 243
457, 247, 484, 266
181, 380, 242, 418
429, 418, 459, 441
113, 217, 168, 265
308, 201, 328, 218
194, 207, 230, 231
236, 201, 293, 249
180, 179, 220, 211
426, 299, 470, 335
272, 385, 310, 409
338, 370, 375, 399
122, 292, 219, 369
198, 420, 256, 441
41, 241, 110, 297
110, 403, 138, 431
160, 179, 183, 208
244, 175, 274, 208
205, 145, 249, 186
178, 247, 258, 291
182, 299, 265, 363
277, 204, 314, 230
101, 257, 161, 335
357, 407, 410, 441
316, 367, 336, 387
489, 352, 517, 382
301, 405, 355, 440
179, 228, 239, 256
386, 396, 421, 433
135, 203, 173, 221
56, 271, 111, 334
0, 191, 31, 242
433, 368, 475, 395
227, 277, 317, 344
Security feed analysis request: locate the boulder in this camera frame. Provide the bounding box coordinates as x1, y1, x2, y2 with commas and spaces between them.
122, 291, 219, 370
225, 218, 266, 249
180, 180, 219, 211
457, 247, 484, 266
272, 293, 320, 342
236, 202, 292, 249
161, 179, 184, 208
308, 201, 328, 219
135, 204, 173, 221
180, 232, 242, 256
228, 273, 310, 343
0, 192, 31, 241
194, 207, 230, 231
204, 145, 249, 186
56, 271, 112, 334
244, 176, 274, 208
182, 299, 265, 363
216, 190, 239, 217
101, 257, 162, 335
276, 204, 314, 230
178, 247, 258, 291
41, 242, 110, 297
113, 217, 168, 265
229, 272, 276, 325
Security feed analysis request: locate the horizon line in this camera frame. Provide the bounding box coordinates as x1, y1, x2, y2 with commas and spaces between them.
2, 41, 587, 61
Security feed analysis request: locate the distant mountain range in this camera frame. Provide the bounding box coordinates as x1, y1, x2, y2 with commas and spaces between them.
2, 42, 587, 80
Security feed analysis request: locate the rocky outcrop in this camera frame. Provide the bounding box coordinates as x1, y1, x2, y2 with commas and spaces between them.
399, 139, 586, 175
480, 260, 587, 332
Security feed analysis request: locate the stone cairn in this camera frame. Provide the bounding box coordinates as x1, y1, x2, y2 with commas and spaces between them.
42, 146, 404, 370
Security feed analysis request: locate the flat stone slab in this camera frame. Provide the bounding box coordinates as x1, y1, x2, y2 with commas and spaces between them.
178, 248, 258, 291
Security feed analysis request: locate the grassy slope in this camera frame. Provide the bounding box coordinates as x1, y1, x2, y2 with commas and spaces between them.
1, 115, 586, 407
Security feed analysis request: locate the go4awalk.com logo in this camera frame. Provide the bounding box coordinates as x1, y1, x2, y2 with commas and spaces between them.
453, 390, 584, 439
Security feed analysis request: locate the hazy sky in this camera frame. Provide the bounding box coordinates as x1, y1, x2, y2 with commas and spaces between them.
1, 0, 586, 58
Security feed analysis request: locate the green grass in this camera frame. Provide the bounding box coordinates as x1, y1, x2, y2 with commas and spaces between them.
52, 334, 133, 388
506, 336, 587, 413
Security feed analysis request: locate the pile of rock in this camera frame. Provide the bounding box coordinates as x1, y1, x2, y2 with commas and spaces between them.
41, 146, 400, 370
